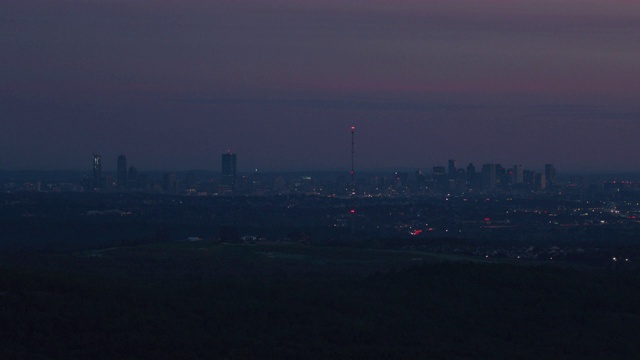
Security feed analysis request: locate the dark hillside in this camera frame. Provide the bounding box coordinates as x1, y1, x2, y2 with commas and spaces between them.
1, 243, 639, 359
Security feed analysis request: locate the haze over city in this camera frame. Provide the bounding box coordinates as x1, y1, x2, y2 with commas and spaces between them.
2, 0, 640, 172
5, 2, 640, 358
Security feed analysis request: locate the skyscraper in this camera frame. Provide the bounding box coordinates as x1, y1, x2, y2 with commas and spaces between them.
536, 173, 547, 190
163, 172, 178, 194
481, 164, 496, 190
513, 164, 524, 184
128, 166, 138, 190
466, 163, 476, 178
448, 159, 457, 178
221, 152, 237, 188
92, 153, 102, 190
432, 166, 447, 190
545, 164, 556, 190
117, 154, 127, 189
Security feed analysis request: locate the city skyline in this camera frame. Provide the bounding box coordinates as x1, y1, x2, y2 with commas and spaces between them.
2, 1, 640, 172
84, 152, 567, 177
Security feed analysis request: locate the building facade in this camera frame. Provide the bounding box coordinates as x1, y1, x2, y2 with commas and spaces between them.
221, 152, 237, 188
92, 153, 102, 190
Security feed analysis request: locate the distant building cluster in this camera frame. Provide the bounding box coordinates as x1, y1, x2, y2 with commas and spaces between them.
80, 152, 240, 195
379, 160, 559, 197
421, 160, 557, 193
3, 153, 624, 197
84, 153, 140, 192
71, 154, 565, 197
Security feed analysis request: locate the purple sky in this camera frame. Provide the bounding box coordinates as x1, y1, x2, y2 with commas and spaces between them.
2, 0, 640, 173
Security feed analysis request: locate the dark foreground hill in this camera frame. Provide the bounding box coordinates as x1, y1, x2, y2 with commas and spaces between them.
1, 242, 640, 359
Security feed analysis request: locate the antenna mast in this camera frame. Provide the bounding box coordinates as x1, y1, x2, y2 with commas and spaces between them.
350, 126, 355, 196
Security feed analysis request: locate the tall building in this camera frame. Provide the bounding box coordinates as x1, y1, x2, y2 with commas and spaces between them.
415, 169, 426, 187
495, 164, 506, 187
513, 164, 524, 184
163, 172, 178, 194
128, 166, 138, 187
432, 166, 447, 190
221, 152, 237, 188
117, 154, 127, 189
536, 173, 547, 190
466, 163, 476, 180
545, 164, 556, 190
481, 164, 496, 190
448, 159, 457, 178
523, 170, 535, 186
250, 169, 263, 195
92, 153, 102, 190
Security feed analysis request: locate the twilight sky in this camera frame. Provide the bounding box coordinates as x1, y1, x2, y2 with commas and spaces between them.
2, 0, 640, 173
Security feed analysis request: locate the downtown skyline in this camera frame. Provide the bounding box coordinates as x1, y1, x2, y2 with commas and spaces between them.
2, 0, 640, 172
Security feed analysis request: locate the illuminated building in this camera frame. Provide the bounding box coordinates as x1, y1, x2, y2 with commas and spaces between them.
92, 153, 102, 190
